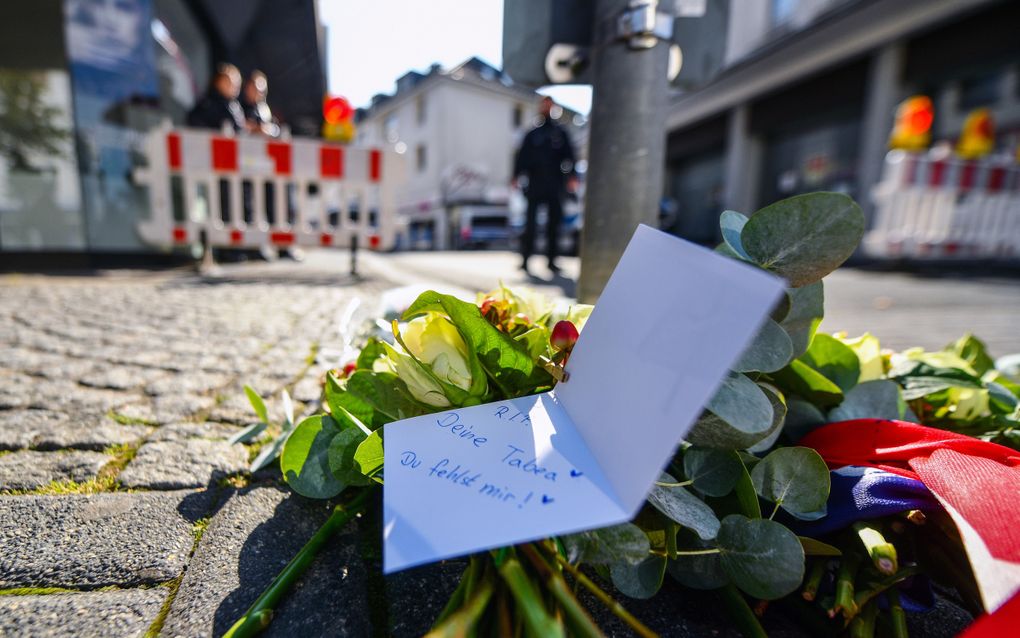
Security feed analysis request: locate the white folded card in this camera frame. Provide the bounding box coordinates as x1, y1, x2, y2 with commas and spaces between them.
383, 225, 785, 573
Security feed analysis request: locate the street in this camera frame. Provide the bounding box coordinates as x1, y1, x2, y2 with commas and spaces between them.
0, 249, 1013, 636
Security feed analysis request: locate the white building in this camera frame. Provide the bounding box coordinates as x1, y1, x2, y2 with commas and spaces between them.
356, 57, 586, 249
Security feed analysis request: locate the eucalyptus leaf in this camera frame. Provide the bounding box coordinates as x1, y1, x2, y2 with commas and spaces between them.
783, 398, 828, 441
734, 319, 794, 373
562, 523, 650, 566
780, 281, 823, 358
799, 536, 842, 556
705, 373, 774, 436
327, 427, 373, 487
688, 383, 786, 450
770, 291, 792, 323
718, 515, 805, 600
280, 415, 347, 499
747, 385, 788, 454
800, 333, 860, 393
667, 532, 728, 590
647, 472, 721, 540
244, 384, 269, 424
750, 447, 830, 517
741, 192, 864, 287
610, 556, 667, 600
720, 210, 752, 261
829, 380, 903, 422
683, 447, 742, 497
733, 459, 762, 519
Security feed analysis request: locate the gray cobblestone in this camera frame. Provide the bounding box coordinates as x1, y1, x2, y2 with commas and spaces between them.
0, 450, 109, 491
0, 410, 150, 451
0, 589, 167, 638
0, 490, 211, 588
118, 439, 249, 489
148, 421, 243, 442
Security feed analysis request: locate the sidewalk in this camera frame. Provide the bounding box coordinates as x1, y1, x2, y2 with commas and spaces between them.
0, 253, 992, 637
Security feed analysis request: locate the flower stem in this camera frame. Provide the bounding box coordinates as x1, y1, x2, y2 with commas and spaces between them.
654, 480, 694, 488
551, 551, 659, 638
519, 544, 603, 638
222, 488, 371, 638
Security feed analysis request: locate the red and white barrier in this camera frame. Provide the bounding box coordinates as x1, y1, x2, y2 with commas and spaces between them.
134, 121, 402, 255
865, 151, 1020, 260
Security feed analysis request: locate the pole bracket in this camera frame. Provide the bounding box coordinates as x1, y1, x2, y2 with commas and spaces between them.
615, 1, 673, 49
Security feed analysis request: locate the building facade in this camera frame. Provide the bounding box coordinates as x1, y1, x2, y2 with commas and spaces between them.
0, 0, 325, 262
356, 58, 587, 249
664, 0, 1019, 245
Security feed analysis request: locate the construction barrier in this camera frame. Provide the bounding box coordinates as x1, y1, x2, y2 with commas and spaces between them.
864, 150, 1020, 260
134, 121, 402, 262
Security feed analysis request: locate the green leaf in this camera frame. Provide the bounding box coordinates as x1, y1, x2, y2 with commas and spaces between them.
347, 371, 429, 424
741, 192, 864, 287
706, 373, 775, 435
514, 326, 551, 360
747, 385, 789, 454
249, 432, 290, 473
772, 359, 844, 408
561, 523, 650, 566
228, 421, 267, 445
733, 458, 762, 519
244, 385, 269, 424
750, 447, 830, 517
354, 430, 384, 482
718, 515, 805, 599
688, 382, 785, 450
801, 333, 860, 393
327, 427, 373, 487
648, 472, 721, 540
988, 381, 1019, 415
404, 291, 552, 396
683, 447, 743, 497
734, 319, 794, 373
945, 333, 995, 376
610, 556, 666, 600
799, 536, 842, 556
770, 291, 792, 323
280, 415, 347, 499
667, 532, 728, 590
356, 337, 387, 370
720, 210, 752, 261
829, 380, 903, 422
715, 242, 744, 260
889, 360, 984, 400
783, 398, 828, 441
780, 281, 824, 358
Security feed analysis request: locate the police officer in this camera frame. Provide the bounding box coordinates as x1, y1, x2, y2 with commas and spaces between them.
512, 96, 578, 273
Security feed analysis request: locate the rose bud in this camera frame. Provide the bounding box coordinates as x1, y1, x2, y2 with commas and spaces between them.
550, 320, 579, 351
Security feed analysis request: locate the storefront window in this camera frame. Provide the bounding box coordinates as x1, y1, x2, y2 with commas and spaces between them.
0, 1, 86, 250
759, 119, 861, 208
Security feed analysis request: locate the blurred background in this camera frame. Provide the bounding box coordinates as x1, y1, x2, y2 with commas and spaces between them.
0, 0, 1017, 269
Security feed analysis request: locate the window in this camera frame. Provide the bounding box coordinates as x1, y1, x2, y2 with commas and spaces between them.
513, 104, 524, 128
415, 95, 426, 125
416, 144, 427, 172
384, 114, 398, 142
959, 70, 1003, 110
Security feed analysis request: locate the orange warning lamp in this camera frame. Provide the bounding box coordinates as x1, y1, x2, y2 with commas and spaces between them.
956, 108, 995, 159
322, 95, 355, 142
889, 95, 934, 151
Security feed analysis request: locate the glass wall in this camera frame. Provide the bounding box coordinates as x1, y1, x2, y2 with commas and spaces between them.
0, 1, 86, 250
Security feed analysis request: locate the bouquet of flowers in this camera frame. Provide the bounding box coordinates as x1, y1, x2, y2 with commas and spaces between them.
224, 192, 1019, 638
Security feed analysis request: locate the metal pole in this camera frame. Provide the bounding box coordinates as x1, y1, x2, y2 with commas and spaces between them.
577, 0, 672, 303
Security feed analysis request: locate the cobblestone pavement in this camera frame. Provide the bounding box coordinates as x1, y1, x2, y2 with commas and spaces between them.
0, 252, 996, 637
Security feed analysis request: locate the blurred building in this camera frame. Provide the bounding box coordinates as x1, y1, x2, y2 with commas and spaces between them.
355, 57, 587, 249
664, 0, 1019, 245
0, 0, 325, 264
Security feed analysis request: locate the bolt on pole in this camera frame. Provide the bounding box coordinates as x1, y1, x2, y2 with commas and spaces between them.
578, 0, 672, 303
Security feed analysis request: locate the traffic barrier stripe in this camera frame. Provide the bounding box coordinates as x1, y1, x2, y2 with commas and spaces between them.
135, 122, 400, 254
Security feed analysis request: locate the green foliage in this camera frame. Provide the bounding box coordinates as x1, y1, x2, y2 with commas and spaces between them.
683, 448, 743, 497
750, 447, 830, 518
717, 515, 805, 599
647, 473, 721, 540
280, 415, 347, 499
610, 556, 667, 600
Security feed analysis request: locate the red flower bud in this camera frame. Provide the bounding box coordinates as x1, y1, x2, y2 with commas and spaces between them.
342, 362, 357, 378
550, 320, 579, 351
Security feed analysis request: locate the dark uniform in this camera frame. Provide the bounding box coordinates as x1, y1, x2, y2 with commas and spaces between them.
187, 90, 245, 131
513, 117, 577, 269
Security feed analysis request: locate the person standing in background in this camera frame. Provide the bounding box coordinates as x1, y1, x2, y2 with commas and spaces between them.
241, 70, 281, 137
186, 63, 245, 131
512, 96, 578, 273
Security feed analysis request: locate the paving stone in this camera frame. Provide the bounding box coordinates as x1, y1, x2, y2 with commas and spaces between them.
0, 372, 36, 409
118, 439, 248, 489
0, 490, 210, 588
148, 421, 243, 442
79, 366, 169, 391
162, 486, 371, 638
291, 375, 323, 403
0, 450, 109, 491
0, 410, 149, 451
145, 372, 230, 397
0, 588, 167, 638
27, 380, 126, 413
115, 394, 217, 425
